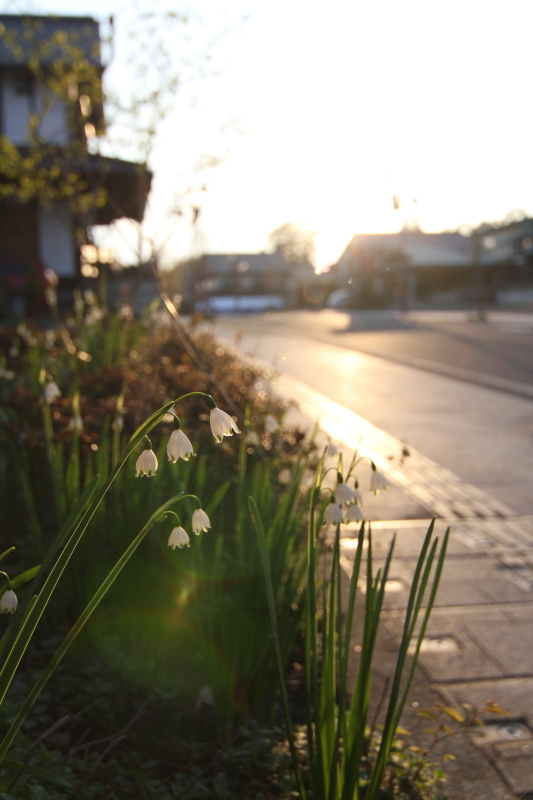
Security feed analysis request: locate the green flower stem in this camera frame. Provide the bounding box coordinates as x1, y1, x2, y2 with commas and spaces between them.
0, 392, 208, 717
0, 494, 195, 761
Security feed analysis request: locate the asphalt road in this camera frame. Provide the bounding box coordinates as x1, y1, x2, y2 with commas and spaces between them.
219, 309, 533, 392
211, 309, 533, 516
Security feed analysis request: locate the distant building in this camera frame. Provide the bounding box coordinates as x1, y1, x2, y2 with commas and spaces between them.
473, 216, 533, 307
334, 228, 473, 308
0, 14, 150, 313
476, 217, 533, 274
182, 252, 321, 312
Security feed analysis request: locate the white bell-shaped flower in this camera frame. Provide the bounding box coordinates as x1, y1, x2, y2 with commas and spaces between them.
335, 481, 355, 505
135, 442, 158, 477
345, 504, 363, 523
69, 414, 84, 432
370, 463, 389, 494
324, 503, 343, 525
168, 526, 190, 549
326, 441, 338, 457
192, 508, 211, 535
278, 468, 292, 484
0, 590, 17, 614
245, 431, 260, 446
195, 685, 214, 709
264, 414, 279, 433
167, 429, 194, 462
44, 381, 61, 403
352, 481, 363, 506
209, 407, 240, 443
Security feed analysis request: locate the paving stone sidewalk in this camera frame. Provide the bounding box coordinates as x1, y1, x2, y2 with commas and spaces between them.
277, 373, 532, 800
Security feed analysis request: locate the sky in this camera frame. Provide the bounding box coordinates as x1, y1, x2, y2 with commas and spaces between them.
2, 0, 533, 270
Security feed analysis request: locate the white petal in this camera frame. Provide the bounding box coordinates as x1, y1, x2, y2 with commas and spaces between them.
210, 408, 240, 442
278, 468, 292, 484
324, 503, 343, 525
168, 526, 190, 549
370, 469, 389, 493
44, 381, 61, 403
335, 483, 355, 505
192, 508, 211, 534
136, 449, 158, 477
264, 414, 278, 433
195, 685, 214, 709
167, 430, 194, 462
345, 504, 363, 523
0, 590, 17, 613
326, 442, 338, 457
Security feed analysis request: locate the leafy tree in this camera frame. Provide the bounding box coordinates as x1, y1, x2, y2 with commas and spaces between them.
269, 222, 316, 266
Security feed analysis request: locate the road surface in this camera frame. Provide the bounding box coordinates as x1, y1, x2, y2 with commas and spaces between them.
212, 309, 533, 516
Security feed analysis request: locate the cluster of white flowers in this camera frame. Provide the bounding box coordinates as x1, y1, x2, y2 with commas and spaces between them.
134, 395, 240, 552
323, 463, 389, 527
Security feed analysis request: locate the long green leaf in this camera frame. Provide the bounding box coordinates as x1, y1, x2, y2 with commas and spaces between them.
366, 523, 448, 799
0, 760, 72, 788
248, 496, 307, 800
0, 393, 208, 711
0, 494, 189, 759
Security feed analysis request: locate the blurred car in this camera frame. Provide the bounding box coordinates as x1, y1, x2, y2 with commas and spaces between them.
325, 288, 352, 309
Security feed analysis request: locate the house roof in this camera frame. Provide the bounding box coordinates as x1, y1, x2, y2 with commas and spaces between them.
201, 253, 289, 274
339, 230, 472, 270
0, 15, 101, 68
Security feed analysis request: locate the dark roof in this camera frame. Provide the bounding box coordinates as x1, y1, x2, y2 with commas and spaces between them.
0, 15, 101, 68
1, 150, 151, 223
85, 155, 151, 224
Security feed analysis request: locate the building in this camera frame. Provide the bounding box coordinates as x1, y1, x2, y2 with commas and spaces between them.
472, 215, 533, 307
182, 252, 320, 312
334, 228, 473, 308
0, 14, 150, 313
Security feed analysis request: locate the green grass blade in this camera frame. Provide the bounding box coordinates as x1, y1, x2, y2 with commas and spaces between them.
0, 598, 37, 661
0, 568, 40, 594
0, 394, 205, 708
0, 494, 188, 760
321, 523, 340, 789
366, 524, 447, 799
248, 496, 307, 800
0, 760, 72, 788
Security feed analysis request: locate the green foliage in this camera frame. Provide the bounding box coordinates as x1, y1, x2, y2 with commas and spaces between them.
251, 459, 449, 799
0, 304, 452, 798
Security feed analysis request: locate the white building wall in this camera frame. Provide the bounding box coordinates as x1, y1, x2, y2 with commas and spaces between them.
1, 71, 32, 144
36, 88, 69, 145
1, 70, 70, 145
38, 207, 76, 277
